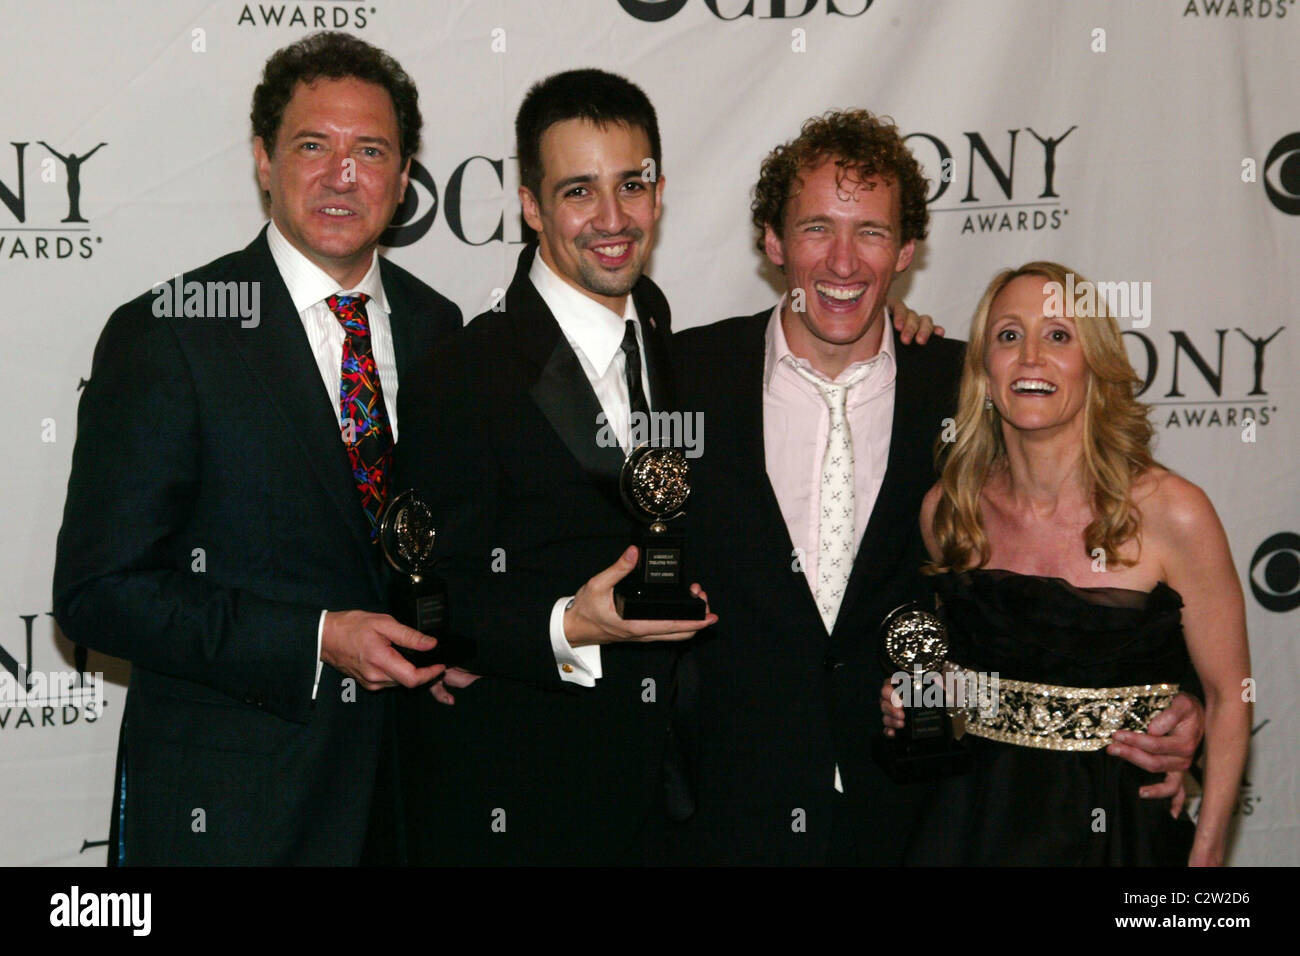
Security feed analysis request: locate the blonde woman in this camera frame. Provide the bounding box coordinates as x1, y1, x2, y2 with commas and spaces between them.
887, 262, 1250, 866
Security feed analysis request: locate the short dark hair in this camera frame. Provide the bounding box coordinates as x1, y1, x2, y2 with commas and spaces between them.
752, 109, 930, 250
515, 69, 661, 200
251, 31, 421, 162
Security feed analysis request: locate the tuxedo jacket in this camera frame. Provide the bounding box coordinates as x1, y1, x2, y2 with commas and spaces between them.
667, 310, 965, 865
52, 227, 461, 865
390, 244, 678, 865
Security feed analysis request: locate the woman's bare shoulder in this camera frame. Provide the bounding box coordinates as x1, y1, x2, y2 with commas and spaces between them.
1134, 466, 1221, 546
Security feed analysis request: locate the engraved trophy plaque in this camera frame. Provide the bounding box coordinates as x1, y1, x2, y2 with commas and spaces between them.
871, 603, 972, 783
613, 444, 706, 620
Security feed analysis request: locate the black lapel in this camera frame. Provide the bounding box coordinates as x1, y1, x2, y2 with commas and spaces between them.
220, 227, 383, 591
726, 312, 827, 631
831, 337, 933, 638
381, 256, 457, 393
384, 266, 418, 394
508, 245, 628, 492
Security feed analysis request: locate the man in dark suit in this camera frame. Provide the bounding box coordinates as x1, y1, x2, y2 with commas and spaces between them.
52, 32, 461, 865
390, 70, 718, 865
669, 110, 962, 864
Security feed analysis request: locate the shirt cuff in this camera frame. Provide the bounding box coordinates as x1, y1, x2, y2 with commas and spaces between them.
549, 597, 602, 686
312, 609, 326, 700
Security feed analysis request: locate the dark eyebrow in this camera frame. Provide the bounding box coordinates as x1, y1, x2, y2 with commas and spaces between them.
552, 170, 646, 195
288, 130, 394, 149
553, 174, 595, 195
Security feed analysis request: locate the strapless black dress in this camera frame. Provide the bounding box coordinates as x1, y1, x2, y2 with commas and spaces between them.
905, 569, 1196, 866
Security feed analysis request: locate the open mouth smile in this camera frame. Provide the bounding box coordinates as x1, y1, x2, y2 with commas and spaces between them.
588, 240, 633, 267
1010, 378, 1058, 395
813, 282, 866, 306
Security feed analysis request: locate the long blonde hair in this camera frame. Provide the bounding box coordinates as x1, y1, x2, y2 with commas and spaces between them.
929, 261, 1156, 573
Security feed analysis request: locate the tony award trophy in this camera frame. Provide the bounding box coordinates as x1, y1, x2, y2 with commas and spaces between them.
379, 489, 451, 667
872, 603, 971, 783
614, 444, 706, 620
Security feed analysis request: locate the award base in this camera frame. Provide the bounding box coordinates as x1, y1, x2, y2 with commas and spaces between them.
872, 732, 973, 784
397, 635, 476, 669
388, 574, 475, 668
615, 589, 707, 620
872, 702, 972, 784
614, 530, 706, 621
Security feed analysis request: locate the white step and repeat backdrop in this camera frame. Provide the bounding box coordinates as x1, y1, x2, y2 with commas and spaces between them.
4, 0, 1296, 866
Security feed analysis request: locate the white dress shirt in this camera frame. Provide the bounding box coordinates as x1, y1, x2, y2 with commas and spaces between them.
762, 299, 898, 791
529, 252, 652, 687
266, 221, 399, 436
763, 299, 896, 599
265, 221, 397, 699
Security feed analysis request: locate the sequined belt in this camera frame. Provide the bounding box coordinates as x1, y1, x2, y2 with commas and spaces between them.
950, 666, 1179, 752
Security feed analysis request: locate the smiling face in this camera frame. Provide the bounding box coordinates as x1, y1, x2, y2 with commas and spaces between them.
253, 76, 409, 289
765, 158, 915, 377
984, 273, 1090, 438
519, 118, 663, 314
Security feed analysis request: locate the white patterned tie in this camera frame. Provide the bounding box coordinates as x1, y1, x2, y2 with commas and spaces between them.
789, 361, 871, 633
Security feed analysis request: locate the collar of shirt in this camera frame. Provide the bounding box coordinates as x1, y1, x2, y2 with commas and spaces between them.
762, 294, 897, 400
529, 248, 639, 377
266, 219, 390, 314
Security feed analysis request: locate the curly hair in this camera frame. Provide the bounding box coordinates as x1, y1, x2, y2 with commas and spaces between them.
751, 109, 929, 251
251, 31, 421, 162
928, 261, 1158, 573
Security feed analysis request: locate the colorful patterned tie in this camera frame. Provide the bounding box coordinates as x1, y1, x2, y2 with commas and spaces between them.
327, 293, 393, 540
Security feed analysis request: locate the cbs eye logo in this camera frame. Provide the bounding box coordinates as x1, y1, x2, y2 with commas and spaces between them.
382, 159, 438, 248
618, 0, 689, 20
1264, 133, 1300, 215
1250, 532, 1300, 612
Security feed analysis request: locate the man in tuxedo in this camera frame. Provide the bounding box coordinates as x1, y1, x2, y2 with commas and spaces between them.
670, 110, 1205, 865
390, 69, 719, 866
52, 32, 461, 865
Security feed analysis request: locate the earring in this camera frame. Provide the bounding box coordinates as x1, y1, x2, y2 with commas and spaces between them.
984, 396, 994, 411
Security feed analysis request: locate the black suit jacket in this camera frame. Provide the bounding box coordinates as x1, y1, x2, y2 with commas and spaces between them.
52, 227, 461, 865
391, 244, 678, 865
667, 310, 965, 865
